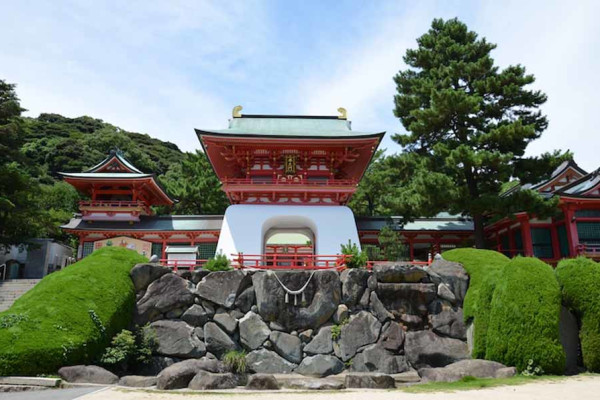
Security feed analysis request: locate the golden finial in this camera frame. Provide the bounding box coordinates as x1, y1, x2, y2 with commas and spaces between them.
337, 107, 347, 119
232, 105, 243, 118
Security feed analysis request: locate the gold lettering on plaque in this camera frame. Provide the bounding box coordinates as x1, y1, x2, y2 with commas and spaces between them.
284, 155, 296, 175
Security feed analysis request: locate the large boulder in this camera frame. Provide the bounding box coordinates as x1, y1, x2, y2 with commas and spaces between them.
135, 356, 175, 376
204, 322, 240, 358
373, 264, 429, 283
304, 326, 333, 355
188, 372, 238, 390
252, 270, 341, 330
284, 379, 345, 390
337, 311, 381, 361
213, 312, 238, 335
135, 273, 195, 324
375, 283, 437, 316
380, 321, 405, 352
370, 291, 394, 323
196, 270, 251, 308
344, 373, 395, 389
118, 375, 157, 387
151, 320, 206, 358
246, 374, 279, 390
295, 355, 344, 377
246, 349, 297, 374
429, 259, 469, 304
130, 264, 170, 292
157, 358, 223, 390
340, 269, 369, 307
181, 304, 214, 327
431, 309, 467, 340
359, 343, 410, 374
239, 311, 271, 350
235, 286, 256, 313
58, 365, 118, 384
418, 359, 513, 382
404, 331, 469, 368
269, 331, 302, 364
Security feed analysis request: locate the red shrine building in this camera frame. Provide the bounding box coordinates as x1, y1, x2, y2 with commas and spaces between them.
63, 108, 600, 266
61, 108, 474, 264
485, 160, 600, 263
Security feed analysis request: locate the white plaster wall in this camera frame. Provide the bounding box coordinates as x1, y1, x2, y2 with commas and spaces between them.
216, 205, 360, 260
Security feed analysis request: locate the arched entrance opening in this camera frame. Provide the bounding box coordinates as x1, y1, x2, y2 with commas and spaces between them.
262, 215, 317, 267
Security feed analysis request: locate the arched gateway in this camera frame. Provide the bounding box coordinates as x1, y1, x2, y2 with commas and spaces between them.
197, 108, 384, 268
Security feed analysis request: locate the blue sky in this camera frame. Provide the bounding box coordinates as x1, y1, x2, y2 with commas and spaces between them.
1, 1, 599, 171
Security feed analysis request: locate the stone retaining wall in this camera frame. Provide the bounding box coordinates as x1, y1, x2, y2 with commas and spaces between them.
130, 259, 471, 377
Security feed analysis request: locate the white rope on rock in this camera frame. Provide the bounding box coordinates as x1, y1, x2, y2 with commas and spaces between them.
272, 270, 315, 306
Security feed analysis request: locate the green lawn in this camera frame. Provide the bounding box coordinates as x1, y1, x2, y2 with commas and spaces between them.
401, 375, 565, 393
0, 247, 147, 375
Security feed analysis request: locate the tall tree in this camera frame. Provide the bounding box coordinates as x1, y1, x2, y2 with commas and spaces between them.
392, 18, 566, 247
159, 151, 229, 215
0, 80, 45, 248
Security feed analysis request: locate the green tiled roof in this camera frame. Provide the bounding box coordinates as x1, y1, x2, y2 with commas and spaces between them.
196, 115, 383, 138
62, 215, 223, 231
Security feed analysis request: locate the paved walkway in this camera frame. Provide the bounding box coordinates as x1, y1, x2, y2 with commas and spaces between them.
76, 375, 600, 400
0, 386, 105, 400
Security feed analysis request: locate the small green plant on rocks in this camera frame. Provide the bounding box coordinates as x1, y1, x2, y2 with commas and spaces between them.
204, 252, 232, 272
223, 350, 247, 374
331, 318, 349, 341
100, 325, 157, 375
341, 240, 367, 269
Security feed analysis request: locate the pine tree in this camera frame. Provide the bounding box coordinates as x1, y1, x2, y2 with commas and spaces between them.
392, 18, 566, 247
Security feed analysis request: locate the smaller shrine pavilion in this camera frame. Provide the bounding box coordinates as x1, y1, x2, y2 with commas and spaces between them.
60, 150, 221, 260
485, 160, 600, 262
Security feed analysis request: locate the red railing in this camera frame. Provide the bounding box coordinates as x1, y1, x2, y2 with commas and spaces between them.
577, 244, 600, 257
159, 259, 209, 272
79, 200, 151, 215
231, 253, 351, 270
222, 177, 357, 187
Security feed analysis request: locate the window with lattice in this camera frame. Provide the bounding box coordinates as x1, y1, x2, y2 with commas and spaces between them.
198, 243, 217, 259
82, 242, 95, 258
531, 228, 553, 259
151, 243, 163, 258
577, 222, 600, 245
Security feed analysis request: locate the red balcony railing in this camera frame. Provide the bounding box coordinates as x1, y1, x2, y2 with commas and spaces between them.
79, 200, 151, 215
577, 243, 600, 258
159, 259, 209, 272
231, 253, 350, 270
222, 177, 357, 187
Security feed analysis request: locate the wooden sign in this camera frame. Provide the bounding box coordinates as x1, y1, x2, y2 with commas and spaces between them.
284, 155, 296, 175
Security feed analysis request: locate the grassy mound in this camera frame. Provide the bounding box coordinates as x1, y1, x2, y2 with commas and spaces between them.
442, 248, 509, 358
0, 247, 147, 375
486, 257, 565, 374
556, 257, 600, 371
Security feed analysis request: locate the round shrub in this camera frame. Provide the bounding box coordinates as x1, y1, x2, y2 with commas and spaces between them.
556, 257, 600, 371
0, 247, 147, 375
486, 256, 565, 374
442, 248, 509, 358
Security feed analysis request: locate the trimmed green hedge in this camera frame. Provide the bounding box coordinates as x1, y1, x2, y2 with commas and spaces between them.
442, 248, 509, 358
556, 257, 600, 371
0, 247, 147, 375
486, 257, 565, 374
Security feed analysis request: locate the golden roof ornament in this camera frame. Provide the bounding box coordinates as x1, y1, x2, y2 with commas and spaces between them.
337, 107, 347, 119
232, 105, 243, 118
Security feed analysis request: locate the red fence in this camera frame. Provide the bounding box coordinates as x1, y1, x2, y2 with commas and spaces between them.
577, 244, 600, 258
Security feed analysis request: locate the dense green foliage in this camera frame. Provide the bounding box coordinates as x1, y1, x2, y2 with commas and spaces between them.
100, 326, 157, 375
0, 79, 229, 247
204, 252, 232, 271
348, 19, 568, 244
486, 257, 565, 374
443, 248, 509, 358
556, 258, 600, 371
0, 247, 147, 375
341, 240, 368, 268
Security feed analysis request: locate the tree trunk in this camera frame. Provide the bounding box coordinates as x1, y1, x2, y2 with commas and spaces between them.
473, 213, 486, 249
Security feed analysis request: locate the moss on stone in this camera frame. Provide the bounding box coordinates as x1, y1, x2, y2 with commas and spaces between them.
0, 247, 147, 375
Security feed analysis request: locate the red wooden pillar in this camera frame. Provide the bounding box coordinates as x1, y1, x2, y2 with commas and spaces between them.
550, 221, 560, 260
408, 238, 414, 261
563, 206, 580, 256
519, 216, 534, 257
161, 240, 167, 259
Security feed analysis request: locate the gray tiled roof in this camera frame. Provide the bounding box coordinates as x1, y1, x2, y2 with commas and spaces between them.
62, 215, 223, 231
355, 214, 474, 232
